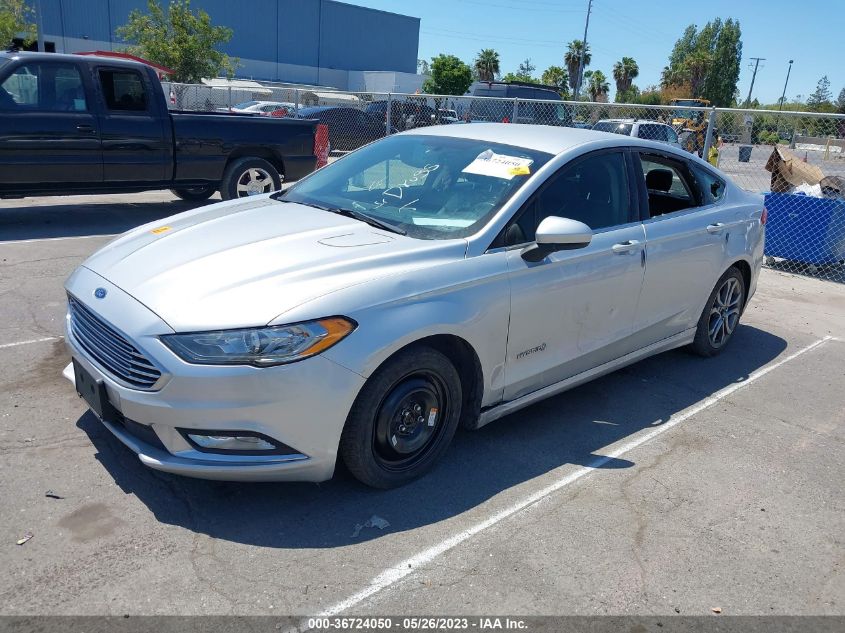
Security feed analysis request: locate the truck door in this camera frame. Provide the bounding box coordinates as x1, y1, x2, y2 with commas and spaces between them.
96, 67, 170, 182
0, 60, 103, 186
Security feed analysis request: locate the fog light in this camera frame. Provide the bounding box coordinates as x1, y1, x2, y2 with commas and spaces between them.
187, 434, 276, 452
178, 429, 299, 456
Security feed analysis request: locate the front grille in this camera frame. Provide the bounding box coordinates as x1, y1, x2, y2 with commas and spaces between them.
68, 295, 162, 390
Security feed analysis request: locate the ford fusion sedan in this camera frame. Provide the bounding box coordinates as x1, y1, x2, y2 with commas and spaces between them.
64, 124, 765, 488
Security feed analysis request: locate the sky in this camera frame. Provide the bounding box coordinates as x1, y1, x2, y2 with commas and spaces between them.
352, 0, 844, 105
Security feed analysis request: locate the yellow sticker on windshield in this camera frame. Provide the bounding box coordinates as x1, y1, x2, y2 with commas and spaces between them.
509, 165, 531, 176
150, 226, 171, 234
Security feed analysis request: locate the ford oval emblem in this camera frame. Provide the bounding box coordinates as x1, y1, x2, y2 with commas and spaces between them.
94, 288, 107, 299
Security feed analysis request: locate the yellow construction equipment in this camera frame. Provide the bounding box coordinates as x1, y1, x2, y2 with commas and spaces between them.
669, 98, 711, 156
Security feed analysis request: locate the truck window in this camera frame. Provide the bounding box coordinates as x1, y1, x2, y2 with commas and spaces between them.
0, 63, 87, 112
99, 69, 148, 112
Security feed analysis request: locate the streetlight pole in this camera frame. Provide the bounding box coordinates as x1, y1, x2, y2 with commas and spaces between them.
573, 0, 592, 100
778, 60, 794, 111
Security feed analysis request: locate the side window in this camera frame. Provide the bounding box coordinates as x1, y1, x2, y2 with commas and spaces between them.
99, 69, 148, 112
691, 164, 726, 205
666, 126, 679, 144
501, 152, 630, 245
639, 124, 667, 142
639, 153, 699, 218
0, 63, 87, 111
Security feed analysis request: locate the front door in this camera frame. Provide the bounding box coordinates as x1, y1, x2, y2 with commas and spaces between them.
0, 61, 102, 186
501, 150, 647, 401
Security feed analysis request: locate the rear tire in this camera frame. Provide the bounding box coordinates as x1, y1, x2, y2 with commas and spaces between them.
339, 346, 462, 489
690, 267, 746, 357
170, 185, 216, 201
220, 157, 282, 201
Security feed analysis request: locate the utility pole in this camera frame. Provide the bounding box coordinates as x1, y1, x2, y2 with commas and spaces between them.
573, 0, 593, 100
778, 60, 794, 111
743, 57, 766, 108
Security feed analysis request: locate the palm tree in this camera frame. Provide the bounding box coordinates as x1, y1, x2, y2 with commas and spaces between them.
564, 40, 591, 91
474, 49, 500, 82
586, 70, 610, 102
612, 57, 639, 93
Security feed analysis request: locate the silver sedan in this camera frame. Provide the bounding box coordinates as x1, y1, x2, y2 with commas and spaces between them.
63, 124, 765, 488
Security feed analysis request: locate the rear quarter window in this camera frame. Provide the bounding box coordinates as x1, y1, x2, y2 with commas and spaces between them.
691, 164, 727, 205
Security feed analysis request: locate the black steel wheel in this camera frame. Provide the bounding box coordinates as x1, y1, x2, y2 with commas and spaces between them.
340, 346, 462, 488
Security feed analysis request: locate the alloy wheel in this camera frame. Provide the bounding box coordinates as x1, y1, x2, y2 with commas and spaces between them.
708, 276, 743, 348
236, 167, 275, 197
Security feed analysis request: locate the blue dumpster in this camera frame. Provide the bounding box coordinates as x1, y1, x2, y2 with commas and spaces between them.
764, 192, 845, 265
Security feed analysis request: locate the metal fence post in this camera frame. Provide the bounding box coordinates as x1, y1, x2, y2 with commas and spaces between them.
512, 97, 519, 123
294, 89, 299, 118
227, 86, 232, 111
386, 93, 393, 135
702, 107, 717, 162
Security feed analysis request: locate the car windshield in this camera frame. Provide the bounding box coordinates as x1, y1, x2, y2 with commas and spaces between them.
234, 101, 260, 109
280, 135, 552, 240
593, 122, 633, 136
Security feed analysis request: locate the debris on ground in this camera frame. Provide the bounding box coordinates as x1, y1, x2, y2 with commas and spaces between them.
351, 515, 391, 538
45, 490, 64, 499
16, 532, 33, 546
711, 607, 722, 614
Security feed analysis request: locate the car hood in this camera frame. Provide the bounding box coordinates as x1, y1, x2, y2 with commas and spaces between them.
81, 197, 466, 331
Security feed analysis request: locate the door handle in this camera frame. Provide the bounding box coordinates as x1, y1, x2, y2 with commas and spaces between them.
76, 124, 96, 133
611, 239, 640, 254
706, 222, 726, 234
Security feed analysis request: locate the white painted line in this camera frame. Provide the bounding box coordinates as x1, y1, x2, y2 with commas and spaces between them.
0, 234, 113, 246
311, 336, 833, 622
0, 336, 62, 350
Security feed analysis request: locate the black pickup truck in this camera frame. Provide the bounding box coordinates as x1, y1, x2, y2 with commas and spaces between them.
0, 52, 320, 200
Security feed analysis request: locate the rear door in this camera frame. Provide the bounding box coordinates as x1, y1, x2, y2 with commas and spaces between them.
633, 150, 734, 345
0, 60, 102, 185
96, 67, 170, 182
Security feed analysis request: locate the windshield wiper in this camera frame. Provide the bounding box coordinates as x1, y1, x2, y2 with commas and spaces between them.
275, 199, 406, 235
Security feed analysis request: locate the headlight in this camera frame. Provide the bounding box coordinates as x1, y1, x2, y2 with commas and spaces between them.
160, 317, 356, 366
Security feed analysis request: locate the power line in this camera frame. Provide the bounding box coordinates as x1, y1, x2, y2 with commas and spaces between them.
744, 57, 766, 107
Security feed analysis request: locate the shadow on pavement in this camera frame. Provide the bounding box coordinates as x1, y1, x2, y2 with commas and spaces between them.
77, 324, 787, 549
0, 196, 217, 241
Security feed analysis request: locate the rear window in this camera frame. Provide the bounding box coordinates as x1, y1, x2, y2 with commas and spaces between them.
593, 122, 633, 136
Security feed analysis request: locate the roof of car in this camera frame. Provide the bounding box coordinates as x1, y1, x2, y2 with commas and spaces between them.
404, 122, 687, 156
0, 50, 146, 68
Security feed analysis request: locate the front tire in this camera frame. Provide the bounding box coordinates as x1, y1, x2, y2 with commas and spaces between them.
339, 346, 462, 489
220, 157, 282, 201
690, 267, 746, 357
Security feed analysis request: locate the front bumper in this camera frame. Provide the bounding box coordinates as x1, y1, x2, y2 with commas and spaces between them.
64, 268, 366, 482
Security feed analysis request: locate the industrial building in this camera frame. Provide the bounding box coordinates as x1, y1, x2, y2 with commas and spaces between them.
34, 0, 423, 91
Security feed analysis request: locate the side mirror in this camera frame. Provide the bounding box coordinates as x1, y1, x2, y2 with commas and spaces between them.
522, 216, 593, 262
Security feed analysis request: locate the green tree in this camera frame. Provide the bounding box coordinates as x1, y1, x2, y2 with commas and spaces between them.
806, 75, 833, 111
612, 56, 639, 93
501, 59, 537, 84
564, 40, 591, 92
0, 0, 36, 48
518, 58, 536, 77
662, 19, 742, 106
615, 84, 640, 103
422, 54, 473, 96
541, 65, 569, 97
473, 48, 500, 81
417, 59, 430, 75
116, 0, 236, 83
837, 86, 845, 114
585, 70, 609, 102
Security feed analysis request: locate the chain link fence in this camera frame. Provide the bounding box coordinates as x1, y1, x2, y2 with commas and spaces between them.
165, 82, 845, 283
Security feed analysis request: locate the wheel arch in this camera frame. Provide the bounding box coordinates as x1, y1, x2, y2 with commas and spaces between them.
728, 258, 752, 310
225, 147, 286, 179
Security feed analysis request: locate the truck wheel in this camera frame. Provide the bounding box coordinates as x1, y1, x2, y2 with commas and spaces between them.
220, 158, 282, 200
170, 185, 216, 201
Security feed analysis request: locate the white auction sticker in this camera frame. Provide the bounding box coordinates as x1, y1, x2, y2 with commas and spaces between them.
462, 149, 533, 180
427, 407, 439, 427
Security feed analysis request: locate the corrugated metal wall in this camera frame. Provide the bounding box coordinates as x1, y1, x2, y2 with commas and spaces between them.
40, 0, 420, 85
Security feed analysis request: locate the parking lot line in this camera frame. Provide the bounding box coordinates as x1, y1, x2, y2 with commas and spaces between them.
308, 335, 833, 622
0, 234, 113, 246
0, 336, 62, 350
